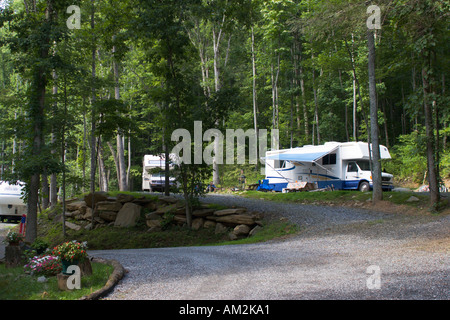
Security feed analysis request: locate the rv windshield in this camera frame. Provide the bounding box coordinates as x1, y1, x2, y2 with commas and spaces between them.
151, 172, 165, 179
356, 161, 371, 171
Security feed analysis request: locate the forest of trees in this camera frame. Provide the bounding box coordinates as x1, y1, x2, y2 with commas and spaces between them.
0, 1, 448, 240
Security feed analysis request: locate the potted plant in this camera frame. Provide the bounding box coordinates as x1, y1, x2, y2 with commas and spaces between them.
52, 240, 88, 274
3, 230, 24, 246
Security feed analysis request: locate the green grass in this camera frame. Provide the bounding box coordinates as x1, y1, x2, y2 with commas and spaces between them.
0, 262, 113, 300
101, 190, 158, 200
242, 190, 431, 207
215, 221, 299, 246
37, 215, 299, 250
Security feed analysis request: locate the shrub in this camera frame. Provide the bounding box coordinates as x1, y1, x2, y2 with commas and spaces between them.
24, 254, 62, 277
30, 238, 49, 254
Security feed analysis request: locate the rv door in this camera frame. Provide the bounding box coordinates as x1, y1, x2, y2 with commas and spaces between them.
344, 161, 360, 189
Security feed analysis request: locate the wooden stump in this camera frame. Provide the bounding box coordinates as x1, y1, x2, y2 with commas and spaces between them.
57, 273, 73, 291
79, 258, 92, 276
5, 245, 23, 268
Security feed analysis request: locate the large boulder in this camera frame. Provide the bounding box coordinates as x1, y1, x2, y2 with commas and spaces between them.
96, 201, 123, 212
82, 207, 93, 220
114, 202, 142, 227
98, 211, 118, 222
233, 224, 251, 236
65, 221, 81, 231
213, 208, 247, 216
215, 214, 255, 226
146, 214, 162, 228
191, 218, 204, 230
116, 193, 135, 203
192, 208, 215, 217
214, 222, 228, 234
158, 196, 179, 204
203, 220, 216, 229
173, 215, 187, 225
84, 191, 108, 208
153, 204, 177, 215
66, 200, 87, 212
249, 225, 263, 237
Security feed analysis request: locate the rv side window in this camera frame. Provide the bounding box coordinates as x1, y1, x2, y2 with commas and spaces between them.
347, 162, 358, 172
322, 153, 336, 165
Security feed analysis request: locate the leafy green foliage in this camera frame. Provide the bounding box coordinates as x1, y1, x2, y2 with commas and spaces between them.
0, 0, 448, 221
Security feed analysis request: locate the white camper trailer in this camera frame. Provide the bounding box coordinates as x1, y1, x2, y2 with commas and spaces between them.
262, 141, 394, 192
0, 181, 26, 222
142, 154, 177, 192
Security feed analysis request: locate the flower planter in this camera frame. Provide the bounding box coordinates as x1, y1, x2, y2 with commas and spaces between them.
61, 259, 79, 275
53, 240, 88, 276
3, 231, 24, 246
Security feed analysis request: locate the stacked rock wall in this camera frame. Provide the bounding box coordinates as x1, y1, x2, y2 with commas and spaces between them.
58, 192, 263, 240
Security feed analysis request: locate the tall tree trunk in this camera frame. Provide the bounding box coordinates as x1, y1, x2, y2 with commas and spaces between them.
26, 2, 52, 243
98, 140, 108, 192
212, 18, 225, 186
412, 61, 418, 131
107, 140, 120, 186
50, 57, 57, 208
162, 122, 170, 196
442, 74, 447, 150
381, 99, 390, 148
367, 30, 382, 202
271, 54, 280, 131
353, 76, 357, 140
113, 40, 128, 191
41, 173, 49, 209
90, 0, 97, 197
422, 57, 440, 206
127, 133, 131, 191
50, 132, 57, 208
350, 34, 358, 141
311, 50, 320, 145
82, 107, 87, 193
251, 26, 259, 169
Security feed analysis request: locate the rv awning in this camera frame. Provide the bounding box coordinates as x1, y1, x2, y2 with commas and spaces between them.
266, 150, 333, 163
266, 143, 340, 163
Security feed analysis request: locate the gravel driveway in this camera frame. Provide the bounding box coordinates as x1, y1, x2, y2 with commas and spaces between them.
89, 194, 449, 300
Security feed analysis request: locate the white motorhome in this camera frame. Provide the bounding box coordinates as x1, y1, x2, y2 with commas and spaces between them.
142, 154, 177, 192
0, 181, 26, 222
261, 141, 394, 192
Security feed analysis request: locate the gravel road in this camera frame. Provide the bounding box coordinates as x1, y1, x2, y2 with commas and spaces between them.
89, 193, 450, 300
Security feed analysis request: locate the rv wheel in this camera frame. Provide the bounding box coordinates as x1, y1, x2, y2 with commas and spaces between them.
359, 181, 370, 192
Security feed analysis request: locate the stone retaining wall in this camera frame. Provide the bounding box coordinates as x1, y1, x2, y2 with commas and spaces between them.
56, 192, 264, 240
